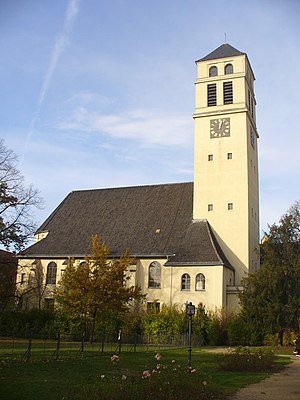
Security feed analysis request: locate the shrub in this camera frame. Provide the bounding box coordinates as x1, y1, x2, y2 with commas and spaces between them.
142, 304, 186, 339
0, 309, 56, 337
220, 347, 275, 372
263, 330, 297, 347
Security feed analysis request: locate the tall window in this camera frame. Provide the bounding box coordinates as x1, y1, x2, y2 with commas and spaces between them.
181, 273, 190, 291
208, 204, 213, 212
195, 273, 205, 290
209, 66, 218, 77
225, 63, 233, 74
46, 262, 57, 285
207, 84, 217, 106
148, 261, 161, 288
147, 302, 160, 312
44, 298, 55, 311
223, 81, 233, 104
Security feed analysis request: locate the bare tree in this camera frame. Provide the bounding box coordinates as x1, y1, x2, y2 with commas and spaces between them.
16, 260, 47, 310
0, 250, 17, 311
0, 139, 43, 250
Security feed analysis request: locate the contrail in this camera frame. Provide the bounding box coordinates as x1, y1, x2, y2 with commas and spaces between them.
38, 0, 80, 107
22, 0, 80, 162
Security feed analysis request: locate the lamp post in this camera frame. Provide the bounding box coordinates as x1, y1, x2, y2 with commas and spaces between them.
186, 301, 195, 369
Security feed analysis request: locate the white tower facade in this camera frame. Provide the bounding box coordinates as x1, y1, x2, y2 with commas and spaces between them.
193, 44, 260, 285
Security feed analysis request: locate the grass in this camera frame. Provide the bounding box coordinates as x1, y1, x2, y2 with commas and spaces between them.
0, 346, 290, 400
0, 336, 180, 362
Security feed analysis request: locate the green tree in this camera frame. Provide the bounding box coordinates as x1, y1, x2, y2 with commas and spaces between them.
55, 235, 143, 340
0, 139, 42, 250
239, 200, 300, 345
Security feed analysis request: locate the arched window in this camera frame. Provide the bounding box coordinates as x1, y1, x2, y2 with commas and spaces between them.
225, 63, 233, 75
209, 66, 218, 77
46, 262, 57, 285
148, 261, 161, 288
181, 273, 190, 291
195, 273, 205, 291
79, 261, 87, 268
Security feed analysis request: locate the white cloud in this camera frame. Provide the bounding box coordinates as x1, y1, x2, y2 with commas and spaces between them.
57, 107, 193, 148
64, 91, 113, 107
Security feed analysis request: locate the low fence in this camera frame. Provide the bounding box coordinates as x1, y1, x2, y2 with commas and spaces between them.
0, 332, 205, 363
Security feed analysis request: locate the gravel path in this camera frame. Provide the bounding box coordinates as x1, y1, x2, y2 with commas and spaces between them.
228, 356, 300, 400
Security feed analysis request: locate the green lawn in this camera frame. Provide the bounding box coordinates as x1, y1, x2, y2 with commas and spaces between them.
0, 347, 289, 400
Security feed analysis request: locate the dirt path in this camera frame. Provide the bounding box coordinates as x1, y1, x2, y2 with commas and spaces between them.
228, 356, 300, 400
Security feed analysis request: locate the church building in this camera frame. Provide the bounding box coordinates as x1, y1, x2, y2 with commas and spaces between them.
17, 43, 260, 311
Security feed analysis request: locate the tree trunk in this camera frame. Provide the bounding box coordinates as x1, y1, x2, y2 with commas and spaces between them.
278, 330, 284, 346
90, 309, 97, 344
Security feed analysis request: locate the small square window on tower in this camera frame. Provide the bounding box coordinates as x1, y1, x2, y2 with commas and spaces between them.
208, 204, 213, 212
208, 154, 213, 161
227, 152, 232, 160
228, 203, 233, 210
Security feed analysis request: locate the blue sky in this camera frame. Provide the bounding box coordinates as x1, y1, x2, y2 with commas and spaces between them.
0, 0, 299, 238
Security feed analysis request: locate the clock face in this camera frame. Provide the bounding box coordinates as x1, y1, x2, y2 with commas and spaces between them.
210, 118, 230, 138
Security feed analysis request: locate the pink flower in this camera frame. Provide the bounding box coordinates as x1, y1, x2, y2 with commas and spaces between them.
155, 353, 161, 361
111, 354, 119, 363
156, 363, 162, 370
142, 370, 151, 379
202, 381, 207, 386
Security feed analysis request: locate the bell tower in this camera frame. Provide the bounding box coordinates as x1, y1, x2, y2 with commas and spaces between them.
193, 44, 259, 285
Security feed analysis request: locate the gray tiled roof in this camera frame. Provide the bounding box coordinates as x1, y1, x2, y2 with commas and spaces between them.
196, 43, 245, 62
20, 182, 232, 268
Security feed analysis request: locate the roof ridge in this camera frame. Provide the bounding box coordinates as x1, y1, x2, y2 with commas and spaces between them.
196, 43, 245, 62
70, 181, 193, 194
35, 192, 73, 234
205, 221, 233, 269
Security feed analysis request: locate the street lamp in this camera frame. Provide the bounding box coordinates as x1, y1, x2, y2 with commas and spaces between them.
186, 301, 195, 369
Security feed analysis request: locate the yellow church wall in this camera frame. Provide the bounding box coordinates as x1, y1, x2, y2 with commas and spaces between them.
17, 257, 232, 311
193, 112, 251, 283
138, 259, 229, 310
17, 258, 67, 286
246, 118, 260, 274
17, 258, 67, 309
195, 55, 249, 115
193, 51, 259, 286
